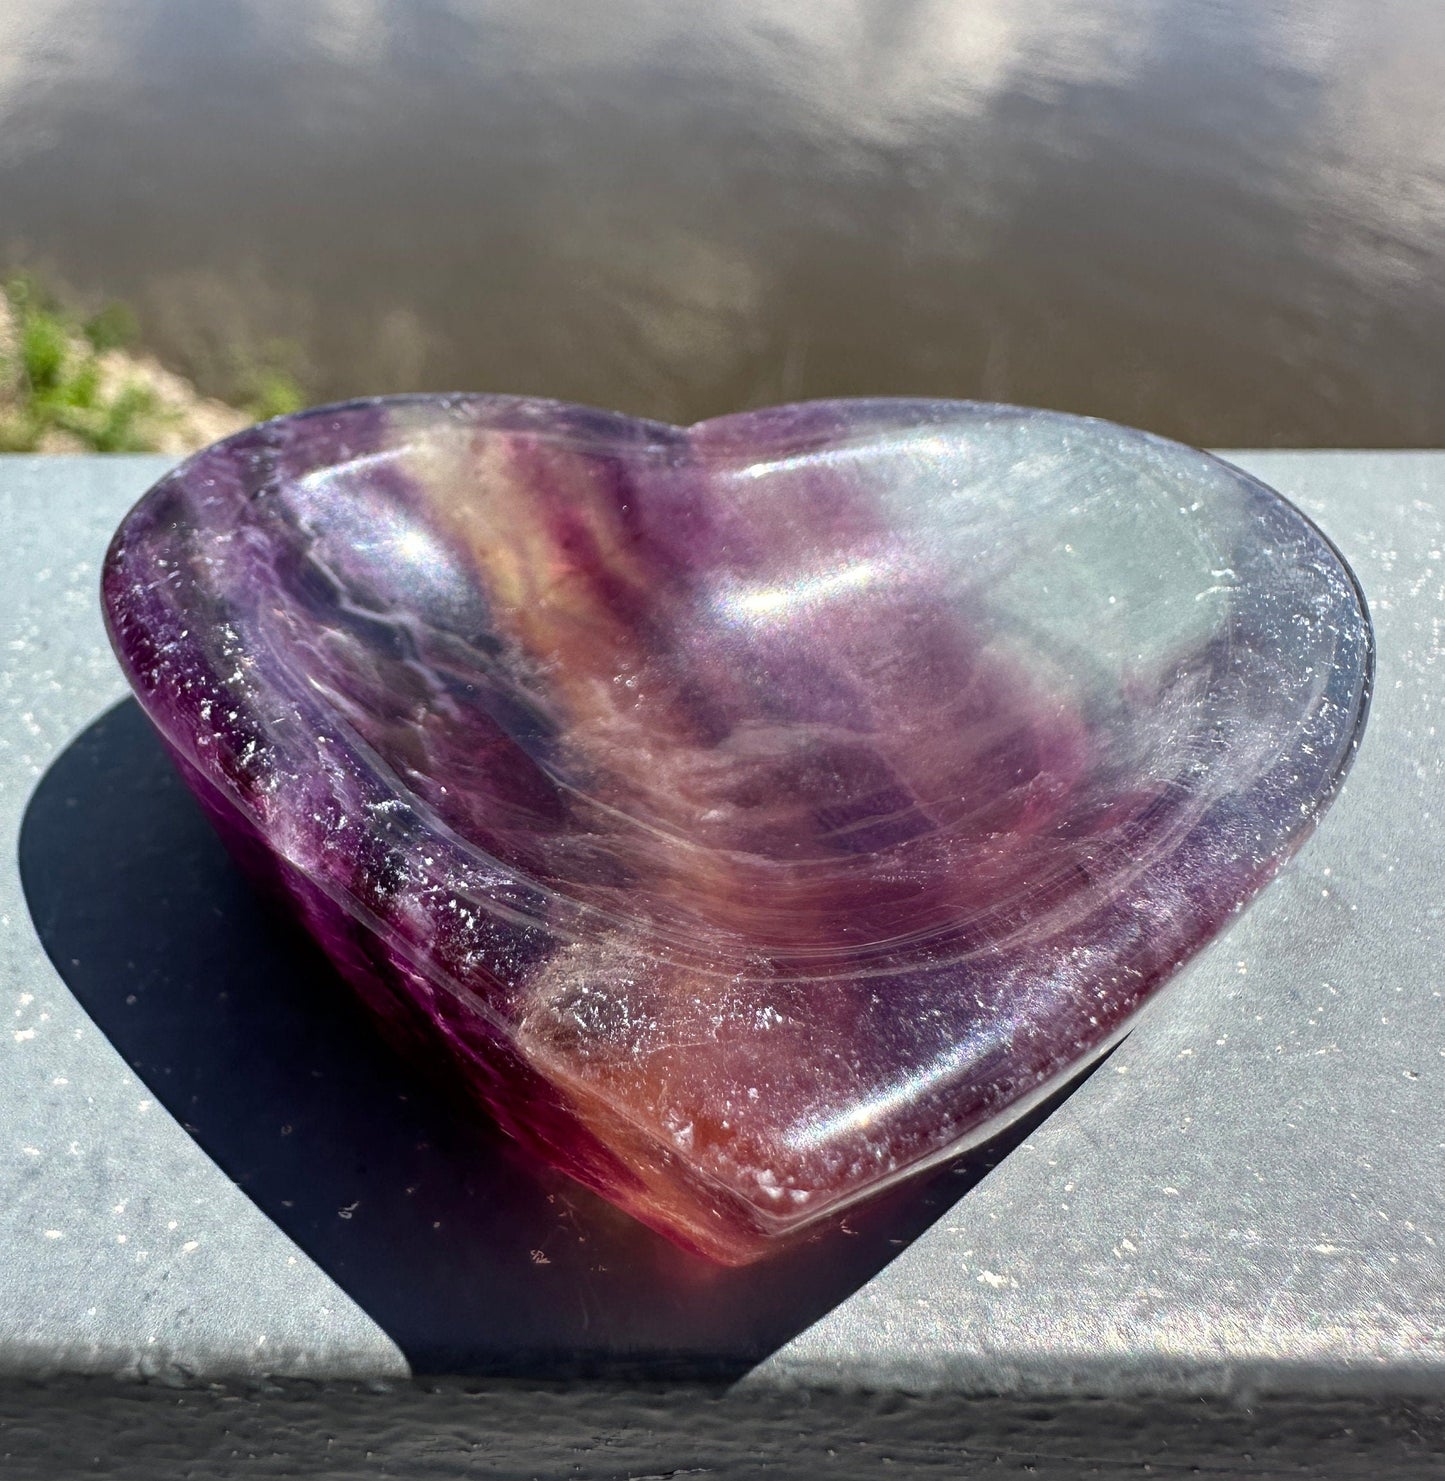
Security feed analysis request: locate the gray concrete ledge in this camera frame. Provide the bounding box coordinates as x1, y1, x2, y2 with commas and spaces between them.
1, 452, 1442, 1476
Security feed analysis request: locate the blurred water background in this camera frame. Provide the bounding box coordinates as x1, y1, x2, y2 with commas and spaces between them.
1, 0, 1441, 445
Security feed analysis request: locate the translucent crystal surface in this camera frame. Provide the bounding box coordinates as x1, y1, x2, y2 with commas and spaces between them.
101, 397, 1372, 1263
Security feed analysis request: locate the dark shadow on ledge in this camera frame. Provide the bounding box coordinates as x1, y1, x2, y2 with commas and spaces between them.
19, 699, 1103, 1380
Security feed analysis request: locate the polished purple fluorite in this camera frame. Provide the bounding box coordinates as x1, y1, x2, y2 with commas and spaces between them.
101, 397, 1371, 1263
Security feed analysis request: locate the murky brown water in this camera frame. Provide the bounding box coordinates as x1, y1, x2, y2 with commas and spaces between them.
1, 1, 1441, 446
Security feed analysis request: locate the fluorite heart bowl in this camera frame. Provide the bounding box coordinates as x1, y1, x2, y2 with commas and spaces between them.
101, 396, 1372, 1263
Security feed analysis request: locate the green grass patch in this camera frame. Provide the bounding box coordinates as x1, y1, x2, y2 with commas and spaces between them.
238, 359, 307, 423
0, 276, 175, 452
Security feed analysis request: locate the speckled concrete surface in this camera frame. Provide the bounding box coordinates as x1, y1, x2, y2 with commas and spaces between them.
0, 453, 1441, 1469
0, 457, 402, 1383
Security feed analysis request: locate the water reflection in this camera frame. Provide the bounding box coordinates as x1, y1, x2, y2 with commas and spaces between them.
0, 0, 1440, 445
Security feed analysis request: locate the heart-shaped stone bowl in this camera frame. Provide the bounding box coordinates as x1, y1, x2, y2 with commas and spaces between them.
101, 396, 1372, 1264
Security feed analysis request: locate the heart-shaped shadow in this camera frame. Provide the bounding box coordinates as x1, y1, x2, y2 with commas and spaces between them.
19, 698, 1092, 1379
